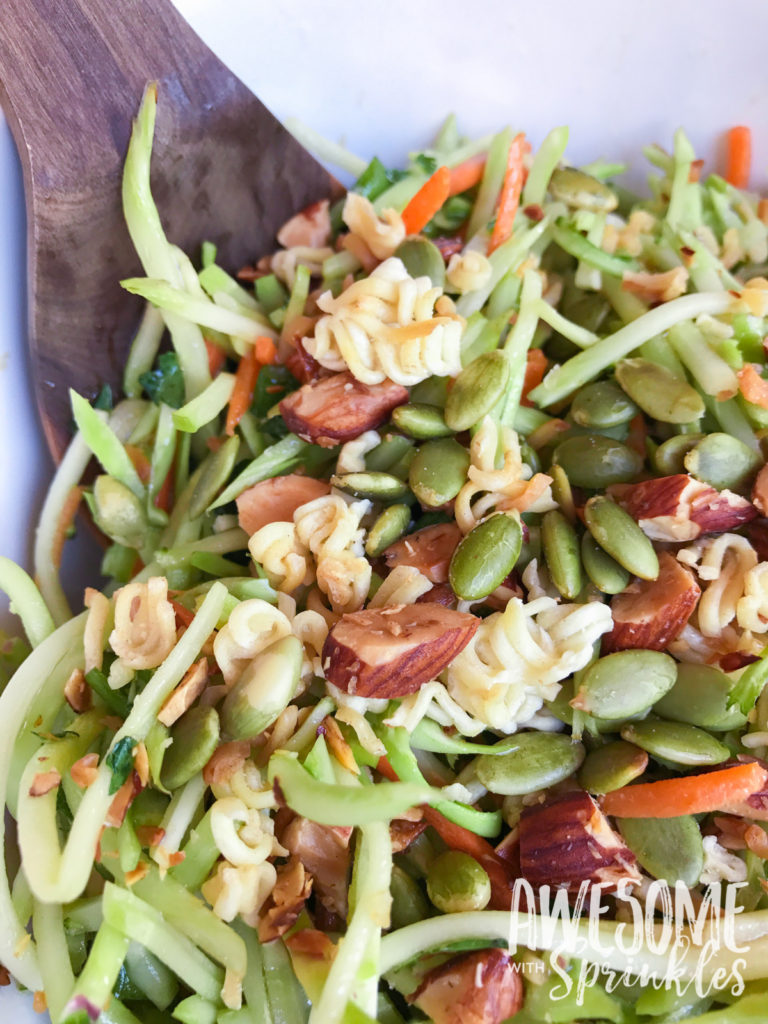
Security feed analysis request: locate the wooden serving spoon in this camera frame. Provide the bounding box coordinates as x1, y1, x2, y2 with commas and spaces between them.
0, 0, 336, 459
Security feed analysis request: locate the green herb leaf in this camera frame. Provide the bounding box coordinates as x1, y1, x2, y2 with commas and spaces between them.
413, 152, 438, 176
92, 383, 114, 411
85, 668, 130, 718
253, 364, 299, 418
139, 352, 185, 408
106, 736, 137, 795
354, 156, 406, 202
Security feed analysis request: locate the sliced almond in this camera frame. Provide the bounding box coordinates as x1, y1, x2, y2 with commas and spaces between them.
135, 825, 166, 848
157, 658, 209, 727
105, 772, 141, 828
202, 740, 252, 787
390, 817, 427, 853
383, 522, 462, 584
125, 863, 150, 887
280, 371, 408, 448
519, 790, 641, 893
29, 769, 61, 797
236, 475, 330, 536
321, 716, 359, 776
258, 856, 313, 942
70, 753, 100, 789
277, 199, 331, 249
323, 602, 479, 698
610, 473, 757, 541
409, 949, 523, 1024
603, 551, 700, 653
64, 667, 92, 713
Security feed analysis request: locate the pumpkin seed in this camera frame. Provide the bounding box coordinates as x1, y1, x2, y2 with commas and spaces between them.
653, 433, 704, 475
365, 504, 412, 558
444, 351, 510, 431
544, 679, 617, 733
615, 358, 705, 424
572, 650, 677, 719
331, 471, 410, 501
221, 636, 302, 741
620, 719, 731, 766
618, 816, 704, 886
448, 513, 523, 600
391, 403, 452, 439
410, 376, 449, 408
549, 167, 619, 212
390, 865, 430, 930
474, 732, 585, 795
541, 509, 583, 600
161, 706, 220, 790
91, 475, 152, 551
426, 851, 491, 913
653, 662, 749, 731
580, 532, 631, 594
190, 435, 241, 519
551, 434, 643, 489
584, 495, 660, 580
409, 438, 470, 507
684, 432, 763, 492
394, 237, 446, 288
578, 739, 648, 794
570, 380, 639, 429
549, 464, 575, 521
365, 434, 414, 473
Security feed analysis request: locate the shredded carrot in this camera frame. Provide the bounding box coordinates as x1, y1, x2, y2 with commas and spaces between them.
254, 335, 278, 365
205, 338, 227, 377
51, 485, 83, 569
225, 347, 260, 437
725, 126, 752, 189
758, 198, 768, 226
125, 444, 151, 484
401, 166, 451, 235
170, 600, 195, 628
154, 466, 174, 513
601, 762, 768, 819
520, 348, 548, 407
738, 363, 768, 409
488, 133, 527, 255
448, 155, 487, 197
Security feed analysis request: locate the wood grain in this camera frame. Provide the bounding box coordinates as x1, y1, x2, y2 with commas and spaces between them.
0, 0, 336, 458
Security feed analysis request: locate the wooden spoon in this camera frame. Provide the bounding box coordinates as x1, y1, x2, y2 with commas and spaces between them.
0, 0, 336, 459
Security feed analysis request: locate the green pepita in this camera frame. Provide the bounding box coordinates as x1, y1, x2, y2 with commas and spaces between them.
444, 351, 510, 431
544, 679, 617, 733
161, 706, 221, 790
448, 513, 523, 600
365, 504, 412, 558
390, 865, 430, 929
330, 471, 410, 501
570, 380, 639, 429
580, 532, 631, 595
394, 237, 446, 288
365, 434, 414, 473
549, 167, 619, 212
618, 816, 704, 886
221, 636, 302, 740
615, 358, 705, 424
578, 740, 648, 794
572, 650, 677, 719
653, 433, 704, 475
584, 495, 660, 580
551, 434, 643, 489
653, 662, 749, 731
684, 432, 763, 492
410, 376, 449, 408
474, 732, 585, 796
620, 719, 731, 766
409, 438, 470, 507
549, 464, 575, 521
541, 509, 583, 600
426, 851, 491, 913
91, 475, 153, 551
391, 403, 453, 439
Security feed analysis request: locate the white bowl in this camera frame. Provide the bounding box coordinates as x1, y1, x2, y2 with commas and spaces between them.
2, 0, 767, 1017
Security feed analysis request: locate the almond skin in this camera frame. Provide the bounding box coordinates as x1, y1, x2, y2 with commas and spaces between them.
323, 602, 479, 698
409, 949, 523, 1024
610, 473, 756, 542
519, 790, 641, 893
383, 522, 463, 584
752, 464, 768, 516
236, 474, 331, 535
280, 371, 408, 448
603, 551, 700, 653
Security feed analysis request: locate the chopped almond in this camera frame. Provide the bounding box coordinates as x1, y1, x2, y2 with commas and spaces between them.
603, 551, 700, 653
752, 465, 768, 516
29, 770, 61, 797
236, 475, 331, 536
383, 523, 463, 584
203, 740, 252, 787
70, 753, 100, 788
157, 658, 209, 727
64, 667, 92, 713
258, 856, 313, 941
32, 990, 47, 1013
133, 741, 150, 787
744, 824, 768, 858
280, 817, 352, 920
105, 772, 142, 828
321, 716, 359, 775
285, 928, 335, 960
390, 817, 428, 853
0, 965, 9, 986
153, 845, 186, 871
277, 200, 331, 249
409, 949, 523, 1024
622, 266, 689, 303
125, 862, 150, 887
135, 825, 166, 848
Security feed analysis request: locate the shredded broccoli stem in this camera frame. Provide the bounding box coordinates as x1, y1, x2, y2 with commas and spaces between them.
123, 302, 166, 398
70, 391, 146, 499
465, 126, 512, 240
172, 373, 236, 433
283, 118, 368, 178
0, 555, 55, 648
522, 125, 569, 207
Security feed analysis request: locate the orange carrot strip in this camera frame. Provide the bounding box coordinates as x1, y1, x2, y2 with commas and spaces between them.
154, 466, 174, 513
448, 155, 487, 197
51, 485, 83, 570
488, 133, 527, 255
601, 762, 768, 819
520, 348, 548, 407
725, 126, 752, 189
401, 166, 451, 235
225, 348, 260, 437
254, 336, 278, 365
738, 363, 768, 409
205, 338, 227, 377
125, 445, 151, 484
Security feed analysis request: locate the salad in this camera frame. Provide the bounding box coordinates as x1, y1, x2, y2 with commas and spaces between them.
2, 84, 768, 1023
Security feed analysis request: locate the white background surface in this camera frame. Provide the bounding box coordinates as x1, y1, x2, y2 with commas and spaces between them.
2, 0, 768, 1017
